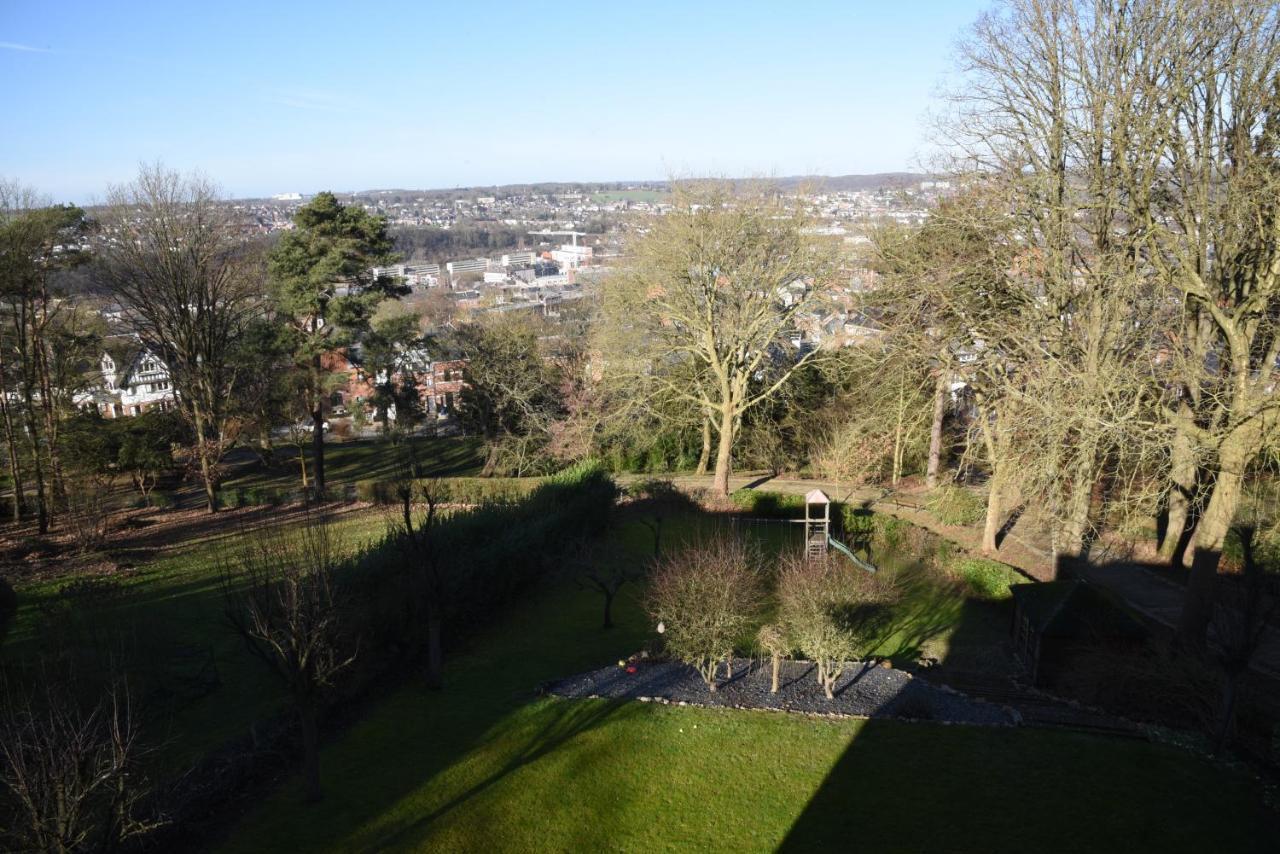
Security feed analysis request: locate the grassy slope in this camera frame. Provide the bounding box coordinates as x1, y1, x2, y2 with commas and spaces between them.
223, 436, 483, 493
7, 508, 398, 768
216, 516, 1276, 854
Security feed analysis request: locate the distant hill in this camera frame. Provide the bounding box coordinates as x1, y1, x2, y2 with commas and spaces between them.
772, 173, 929, 191
249, 174, 932, 203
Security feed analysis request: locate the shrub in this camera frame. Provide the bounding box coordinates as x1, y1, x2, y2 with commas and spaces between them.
952, 557, 1019, 600
730, 490, 805, 518
778, 554, 899, 699
148, 491, 175, 510
925, 485, 986, 526
647, 536, 766, 691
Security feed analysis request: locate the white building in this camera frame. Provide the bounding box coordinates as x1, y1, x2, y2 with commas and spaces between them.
91, 340, 177, 418
550, 244, 593, 269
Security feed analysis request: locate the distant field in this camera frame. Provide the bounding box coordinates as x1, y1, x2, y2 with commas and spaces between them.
591, 189, 670, 204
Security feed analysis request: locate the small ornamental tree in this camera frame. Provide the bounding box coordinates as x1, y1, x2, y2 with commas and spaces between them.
756, 623, 789, 694
646, 536, 765, 691
779, 555, 898, 699
222, 518, 356, 802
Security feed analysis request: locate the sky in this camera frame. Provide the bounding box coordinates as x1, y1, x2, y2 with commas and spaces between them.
1, 0, 989, 203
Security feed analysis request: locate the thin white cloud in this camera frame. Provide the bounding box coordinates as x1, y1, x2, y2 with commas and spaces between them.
0, 41, 51, 53
265, 89, 355, 112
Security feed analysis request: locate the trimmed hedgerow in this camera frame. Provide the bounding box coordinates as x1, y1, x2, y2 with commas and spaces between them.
355, 476, 545, 507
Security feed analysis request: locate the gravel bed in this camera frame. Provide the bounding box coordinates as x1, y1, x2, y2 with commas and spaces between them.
546, 658, 1016, 726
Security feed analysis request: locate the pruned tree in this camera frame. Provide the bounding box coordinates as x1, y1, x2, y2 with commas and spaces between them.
756, 623, 789, 694
388, 474, 449, 689
222, 517, 356, 802
646, 535, 766, 691
98, 165, 264, 513
778, 554, 898, 699
597, 182, 840, 495
571, 545, 641, 630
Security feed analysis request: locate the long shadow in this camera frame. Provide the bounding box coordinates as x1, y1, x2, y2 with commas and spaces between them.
368, 697, 632, 850
777, 589, 1280, 852
994, 502, 1026, 548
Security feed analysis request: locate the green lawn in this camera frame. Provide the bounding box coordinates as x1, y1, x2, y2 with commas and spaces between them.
224, 435, 483, 493
214, 513, 1277, 854
6, 506, 400, 769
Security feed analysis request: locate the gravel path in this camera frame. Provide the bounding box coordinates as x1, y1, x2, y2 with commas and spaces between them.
546, 658, 1017, 726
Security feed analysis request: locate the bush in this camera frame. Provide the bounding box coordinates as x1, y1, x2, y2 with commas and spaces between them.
778, 554, 899, 699
147, 491, 175, 510
925, 485, 986, 526
646, 536, 767, 691
952, 557, 1019, 600
730, 490, 806, 518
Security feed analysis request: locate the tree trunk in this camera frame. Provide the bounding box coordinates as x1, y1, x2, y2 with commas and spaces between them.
1214, 673, 1240, 756
1179, 434, 1251, 646
300, 703, 322, 803
602, 591, 615, 629
712, 409, 734, 497
0, 391, 23, 522
425, 613, 443, 689
1058, 457, 1096, 559
22, 406, 47, 535
926, 372, 947, 490
1160, 420, 1196, 565
770, 652, 780, 694
191, 406, 218, 514
982, 472, 1002, 554
311, 403, 326, 496
695, 417, 712, 476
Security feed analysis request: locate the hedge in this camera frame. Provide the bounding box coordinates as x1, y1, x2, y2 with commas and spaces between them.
355, 476, 546, 506
347, 462, 619, 664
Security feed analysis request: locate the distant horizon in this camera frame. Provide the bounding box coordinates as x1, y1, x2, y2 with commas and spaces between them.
2, 0, 986, 203
226, 171, 931, 203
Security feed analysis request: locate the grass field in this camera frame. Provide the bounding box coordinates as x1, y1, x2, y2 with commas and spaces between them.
7, 474, 1276, 852
214, 512, 1278, 853
223, 435, 483, 493
6, 506, 400, 769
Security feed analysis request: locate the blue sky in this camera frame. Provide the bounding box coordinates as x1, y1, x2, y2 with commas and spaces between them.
1, 0, 988, 202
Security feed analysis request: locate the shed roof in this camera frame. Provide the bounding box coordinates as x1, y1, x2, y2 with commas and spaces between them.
805, 489, 830, 505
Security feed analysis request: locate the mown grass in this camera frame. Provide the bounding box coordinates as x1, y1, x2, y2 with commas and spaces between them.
5, 507, 399, 768
215, 512, 1278, 853
224, 435, 483, 493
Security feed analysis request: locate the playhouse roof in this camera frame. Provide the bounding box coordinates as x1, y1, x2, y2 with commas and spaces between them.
804, 489, 830, 505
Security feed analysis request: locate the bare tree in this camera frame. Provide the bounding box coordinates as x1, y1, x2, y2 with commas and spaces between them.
646, 536, 766, 691
597, 182, 840, 495
222, 517, 356, 802
778, 554, 898, 699
98, 165, 264, 513
572, 545, 641, 630
0, 672, 155, 853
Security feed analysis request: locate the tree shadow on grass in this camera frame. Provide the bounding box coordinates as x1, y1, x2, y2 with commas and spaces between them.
367, 696, 634, 850
777, 596, 1279, 854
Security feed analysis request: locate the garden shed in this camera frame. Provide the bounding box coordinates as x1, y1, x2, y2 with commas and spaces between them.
1010, 580, 1146, 686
